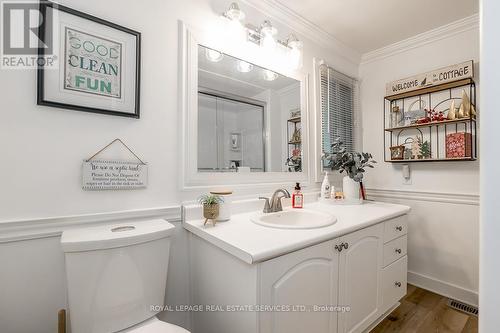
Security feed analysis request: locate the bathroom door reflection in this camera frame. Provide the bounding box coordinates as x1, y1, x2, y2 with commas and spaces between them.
198, 92, 265, 172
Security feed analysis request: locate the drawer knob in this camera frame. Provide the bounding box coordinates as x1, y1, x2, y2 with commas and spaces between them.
395, 226, 403, 232
335, 244, 343, 252
395, 248, 402, 254
395, 281, 402, 288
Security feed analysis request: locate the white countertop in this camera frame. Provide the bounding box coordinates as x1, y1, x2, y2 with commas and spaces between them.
183, 200, 410, 264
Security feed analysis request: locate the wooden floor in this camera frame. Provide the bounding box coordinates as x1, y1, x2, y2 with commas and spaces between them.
371, 284, 478, 333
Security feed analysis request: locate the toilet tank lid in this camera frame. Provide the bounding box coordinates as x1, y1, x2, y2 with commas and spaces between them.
61, 219, 175, 253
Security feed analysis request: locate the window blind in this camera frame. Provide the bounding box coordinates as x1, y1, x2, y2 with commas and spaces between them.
320, 65, 357, 156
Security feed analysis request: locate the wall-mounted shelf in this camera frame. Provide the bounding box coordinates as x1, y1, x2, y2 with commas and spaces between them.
384, 78, 477, 163
286, 115, 302, 172
385, 117, 476, 132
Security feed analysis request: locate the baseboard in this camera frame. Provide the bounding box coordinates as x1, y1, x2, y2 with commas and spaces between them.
408, 271, 478, 307
0, 206, 182, 243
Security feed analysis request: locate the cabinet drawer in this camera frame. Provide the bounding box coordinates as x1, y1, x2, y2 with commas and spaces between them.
383, 215, 408, 243
383, 235, 407, 267
382, 256, 407, 311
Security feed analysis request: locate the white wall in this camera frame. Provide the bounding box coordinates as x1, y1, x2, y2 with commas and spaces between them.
479, 0, 500, 331
360, 22, 479, 305
0, 0, 359, 332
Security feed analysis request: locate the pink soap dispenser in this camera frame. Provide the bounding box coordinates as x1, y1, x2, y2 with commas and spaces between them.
292, 182, 304, 208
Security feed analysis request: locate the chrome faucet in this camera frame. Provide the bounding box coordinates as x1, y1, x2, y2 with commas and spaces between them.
259, 188, 291, 213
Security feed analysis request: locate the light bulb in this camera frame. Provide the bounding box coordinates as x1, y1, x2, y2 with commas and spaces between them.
222, 2, 246, 42
286, 34, 302, 69
224, 2, 245, 21
260, 20, 277, 51
205, 48, 223, 62
237, 60, 253, 73
263, 69, 278, 81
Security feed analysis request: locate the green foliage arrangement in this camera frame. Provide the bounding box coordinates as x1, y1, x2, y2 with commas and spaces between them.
197, 194, 224, 206
322, 137, 377, 182
419, 140, 431, 159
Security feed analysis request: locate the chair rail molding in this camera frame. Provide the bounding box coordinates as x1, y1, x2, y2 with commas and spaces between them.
361, 14, 479, 65
0, 206, 182, 243
366, 188, 479, 206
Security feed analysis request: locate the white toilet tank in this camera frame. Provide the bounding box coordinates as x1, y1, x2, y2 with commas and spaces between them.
61, 219, 175, 333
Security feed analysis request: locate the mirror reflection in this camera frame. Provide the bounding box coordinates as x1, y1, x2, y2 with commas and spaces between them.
198, 45, 302, 173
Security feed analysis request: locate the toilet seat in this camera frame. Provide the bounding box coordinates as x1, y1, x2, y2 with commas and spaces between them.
119, 317, 190, 333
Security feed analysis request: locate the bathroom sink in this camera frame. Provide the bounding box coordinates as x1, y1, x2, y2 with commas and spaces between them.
251, 209, 337, 229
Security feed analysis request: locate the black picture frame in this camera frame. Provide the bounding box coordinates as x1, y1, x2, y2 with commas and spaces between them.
37, 1, 141, 118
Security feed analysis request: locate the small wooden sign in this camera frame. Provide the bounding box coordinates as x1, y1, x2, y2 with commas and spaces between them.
386, 60, 473, 96
82, 139, 148, 190
82, 160, 148, 190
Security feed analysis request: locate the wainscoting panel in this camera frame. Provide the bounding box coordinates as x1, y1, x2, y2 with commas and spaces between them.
367, 189, 479, 306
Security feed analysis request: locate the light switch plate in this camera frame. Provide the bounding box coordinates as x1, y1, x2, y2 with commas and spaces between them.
402, 164, 412, 185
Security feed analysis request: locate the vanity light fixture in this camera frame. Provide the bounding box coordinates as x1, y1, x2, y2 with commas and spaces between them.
205, 48, 224, 62
220, 2, 303, 69
263, 69, 278, 81
237, 60, 253, 73
260, 20, 277, 51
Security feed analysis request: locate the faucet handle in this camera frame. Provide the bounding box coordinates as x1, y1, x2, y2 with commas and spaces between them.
259, 197, 271, 213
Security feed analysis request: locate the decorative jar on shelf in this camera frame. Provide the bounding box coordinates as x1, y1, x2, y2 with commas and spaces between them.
343, 176, 360, 201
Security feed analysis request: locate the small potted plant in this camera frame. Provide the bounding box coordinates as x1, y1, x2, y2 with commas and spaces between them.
198, 194, 224, 226
322, 137, 376, 201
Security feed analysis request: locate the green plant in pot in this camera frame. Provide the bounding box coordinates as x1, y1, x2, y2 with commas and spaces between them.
322, 137, 376, 200
198, 194, 224, 226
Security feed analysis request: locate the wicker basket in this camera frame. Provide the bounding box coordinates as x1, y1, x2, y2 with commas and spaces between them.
203, 204, 219, 220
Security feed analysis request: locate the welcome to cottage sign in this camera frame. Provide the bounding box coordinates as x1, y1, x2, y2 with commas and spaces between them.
386, 60, 474, 96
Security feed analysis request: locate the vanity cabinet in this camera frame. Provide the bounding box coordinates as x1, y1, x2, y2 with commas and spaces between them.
337, 223, 384, 333
259, 240, 339, 333
259, 224, 383, 333
188, 215, 408, 333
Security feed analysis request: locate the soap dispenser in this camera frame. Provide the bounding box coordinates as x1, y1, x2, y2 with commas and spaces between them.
321, 172, 331, 199
292, 182, 304, 208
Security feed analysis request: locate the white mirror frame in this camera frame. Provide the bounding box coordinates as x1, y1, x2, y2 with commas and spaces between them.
178, 21, 310, 190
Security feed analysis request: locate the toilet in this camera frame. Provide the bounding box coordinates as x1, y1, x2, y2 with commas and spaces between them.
61, 219, 189, 333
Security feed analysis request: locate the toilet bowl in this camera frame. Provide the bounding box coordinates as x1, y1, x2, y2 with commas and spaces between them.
61, 219, 190, 333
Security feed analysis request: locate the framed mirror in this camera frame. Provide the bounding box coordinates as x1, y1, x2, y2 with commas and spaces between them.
179, 23, 308, 188
198, 45, 301, 173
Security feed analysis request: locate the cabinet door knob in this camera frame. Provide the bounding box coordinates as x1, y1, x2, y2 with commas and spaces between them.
334, 244, 343, 252
395, 281, 402, 288
343, 242, 349, 249
395, 226, 403, 232
395, 248, 402, 254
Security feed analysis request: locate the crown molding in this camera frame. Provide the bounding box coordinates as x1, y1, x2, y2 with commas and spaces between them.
361, 14, 479, 65
240, 0, 362, 65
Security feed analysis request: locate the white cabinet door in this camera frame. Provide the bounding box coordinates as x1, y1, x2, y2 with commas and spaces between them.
337, 224, 384, 333
259, 240, 339, 333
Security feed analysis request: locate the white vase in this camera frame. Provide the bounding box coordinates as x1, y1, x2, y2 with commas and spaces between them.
343, 176, 360, 201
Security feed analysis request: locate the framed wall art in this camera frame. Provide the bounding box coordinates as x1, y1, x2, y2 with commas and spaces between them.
37, 1, 141, 118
